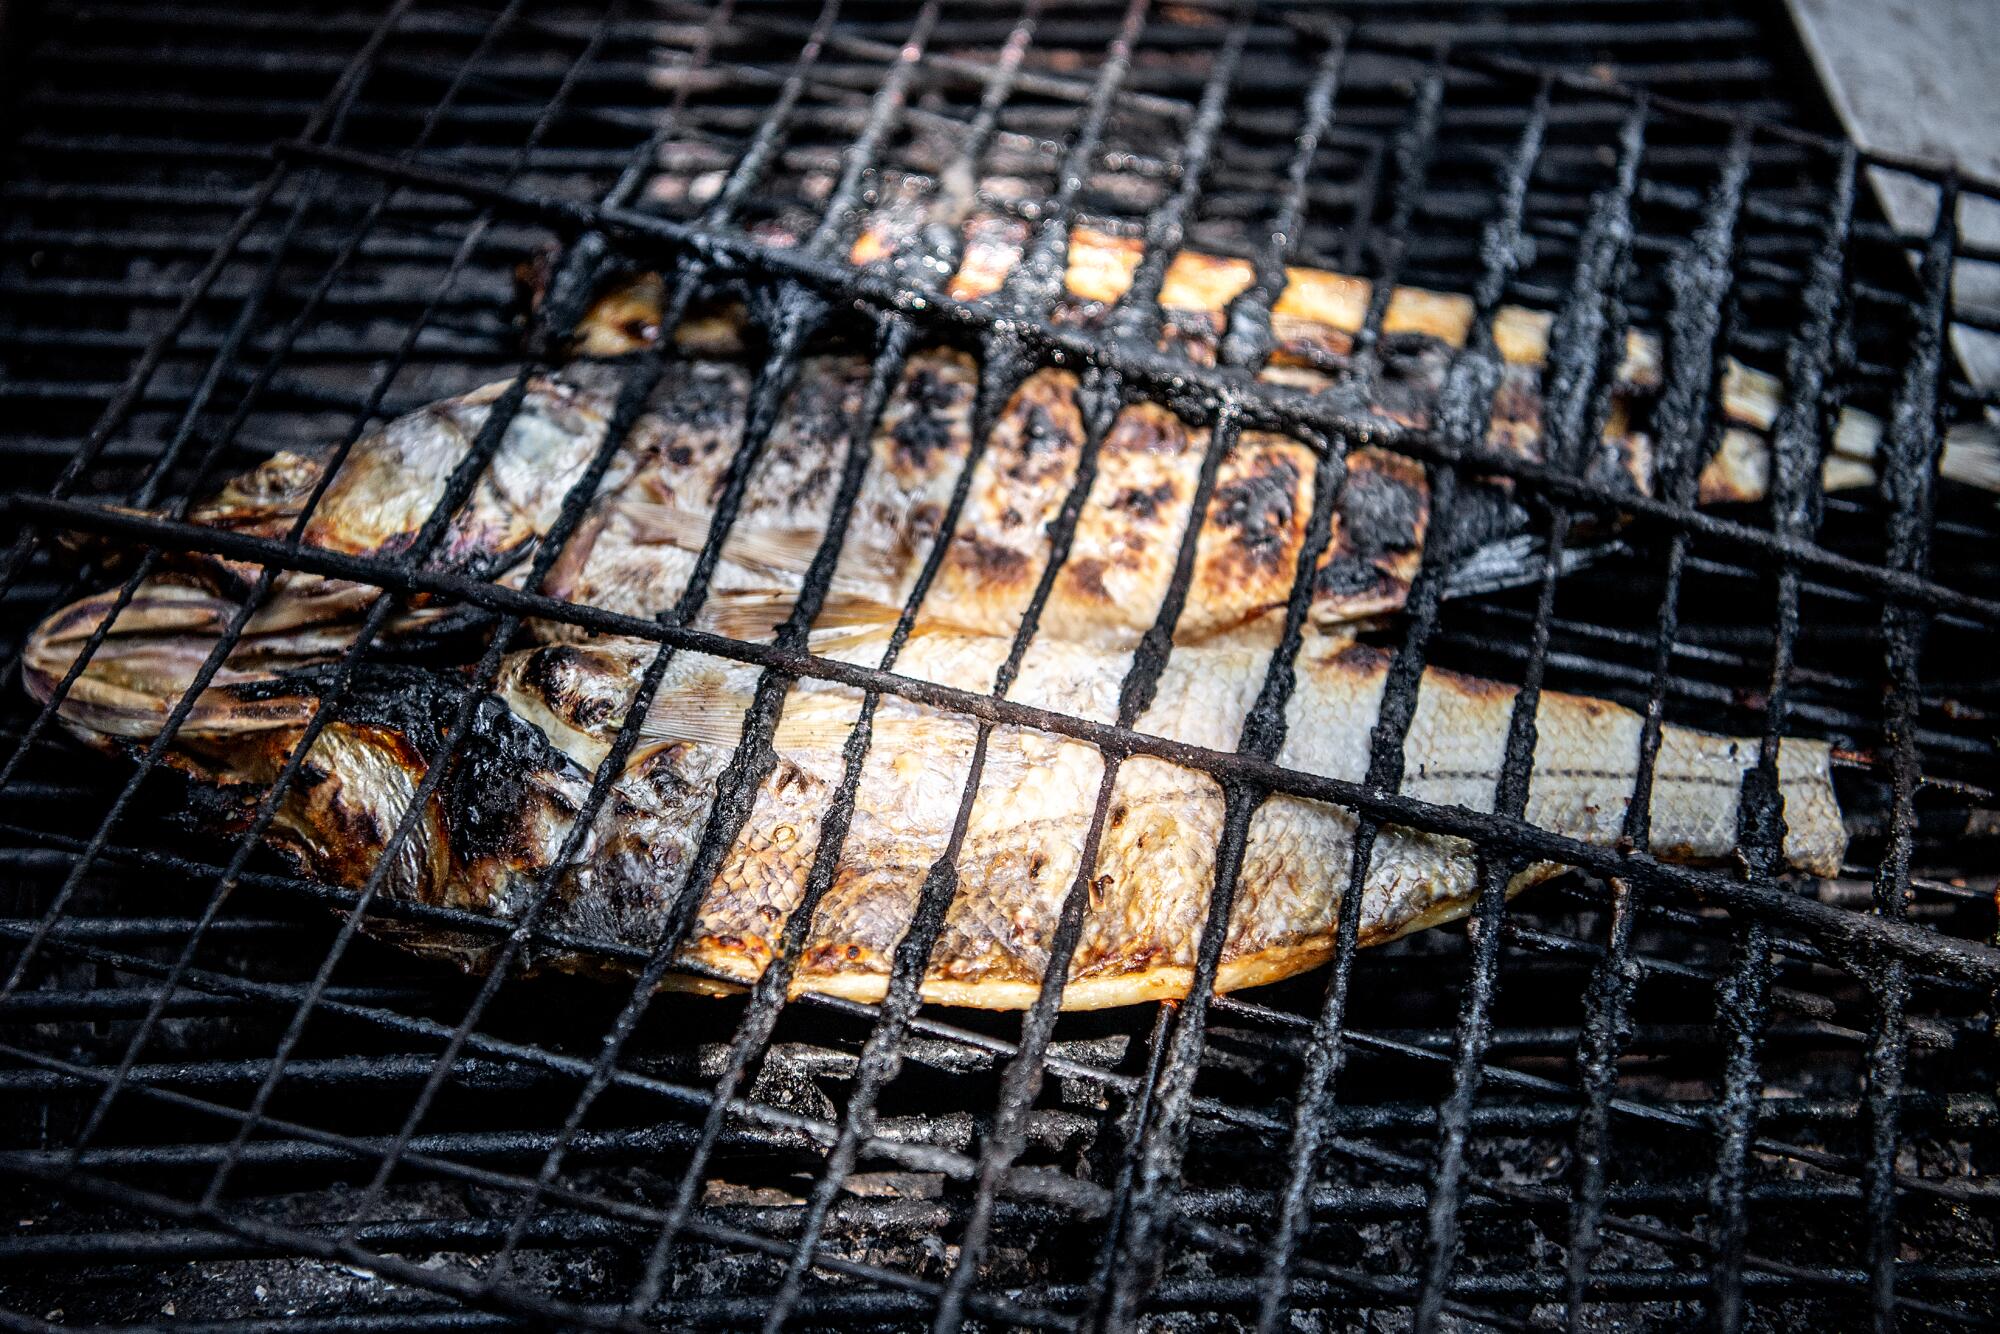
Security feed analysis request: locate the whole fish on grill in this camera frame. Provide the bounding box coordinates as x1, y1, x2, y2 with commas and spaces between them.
22, 215, 1874, 1008
27, 618, 1842, 1009
549, 208, 2000, 504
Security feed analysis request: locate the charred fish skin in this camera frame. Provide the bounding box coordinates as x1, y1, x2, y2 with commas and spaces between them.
623, 631, 1839, 1009
178, 367, 637, 579
72, 344, 1435, 660
32, 192, 1894, 704
25, 362, 647, 746
20, 204, 1876, 1007
74, 630, 1836, 1011
719, 201, 2000, 501
532, 347, 1436, 650
20, 380, 1848, 1008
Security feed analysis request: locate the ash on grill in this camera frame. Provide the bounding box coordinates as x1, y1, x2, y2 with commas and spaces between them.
1, 2, 1996, 1332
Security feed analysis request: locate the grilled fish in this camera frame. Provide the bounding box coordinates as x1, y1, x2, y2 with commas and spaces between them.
560, 209, 1999, 503
26, 612, 1842, 1009
23, 220, 1867, 1007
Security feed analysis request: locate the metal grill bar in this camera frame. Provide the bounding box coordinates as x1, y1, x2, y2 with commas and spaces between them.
941, 9, 1265, 1325
0, 0, 419, 601
0, 884, 1993, 1325
1736, 134, 1863, 1327
47, 0, 616, 1163
192, 0, 806, 1236
0, 986, 1595, 1330
15, 1179, 1991, 1266
4, 4, 1998, 1328
45, 1, 648, 1187
0, 16, 425, 996
271, 138, 2000, 628
1128, 34, 1440, 1334
1862, 173, 1959, 1331
0, 1063, 1984, 1169
15, 1000, 1984, 1334
1408, 75, 1555, 1334
2, 1125, 1063, 1332
750, 7, 1166, 1324
1624, 122, 1763, 1329
1328, 22, 2000, 199
14, 488, 1997, 988
589, 3, 1057, 1321
456, 0, 954, 1298
6, 814, 1988, 1204
1560, 116, 1826, 1310
225, 7, 756, 1240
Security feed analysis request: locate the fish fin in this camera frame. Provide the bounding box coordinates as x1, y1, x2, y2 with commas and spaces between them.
636, 682, 755, 750
805, 623, 899, 658
701, 587, 908, 646
724, 521, 834, 576
1440, 533, 1626, 601
804, 593, 964, 658
811, 591, 906, 630
620, 499, 830, 575
1942, 420, 2000, 494
702, 590, 798, 643
638, 678, 860, 754
619, 498, 718, 552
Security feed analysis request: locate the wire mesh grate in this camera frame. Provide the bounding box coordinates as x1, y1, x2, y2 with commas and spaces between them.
1, 2, 1996, 1330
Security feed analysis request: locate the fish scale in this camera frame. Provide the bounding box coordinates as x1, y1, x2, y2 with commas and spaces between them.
504, 630, 1825, 1009
28, 602, 1843, 1008
22, 233, 1863, 1007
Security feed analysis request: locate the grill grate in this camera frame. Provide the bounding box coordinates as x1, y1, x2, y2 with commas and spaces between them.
1, 2, 1997, 1330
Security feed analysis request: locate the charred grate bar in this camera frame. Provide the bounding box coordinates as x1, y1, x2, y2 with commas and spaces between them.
1, 1, 1997, 1331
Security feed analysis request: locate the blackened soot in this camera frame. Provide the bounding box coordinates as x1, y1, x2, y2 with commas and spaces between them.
1211, 454, 1302, 575
891, 366, 961, 470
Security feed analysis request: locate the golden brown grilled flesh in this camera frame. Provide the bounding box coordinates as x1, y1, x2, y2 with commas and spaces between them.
21, 216, 1860, 1008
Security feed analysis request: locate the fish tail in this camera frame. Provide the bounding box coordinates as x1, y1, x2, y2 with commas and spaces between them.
23, 581, 321, 743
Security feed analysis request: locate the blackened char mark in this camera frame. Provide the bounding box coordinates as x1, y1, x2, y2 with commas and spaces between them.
239, 661, 586, 872
442, 693, 581, 870
891, 365, 964, 471
231, 662, 462, 763
954, 535, 1031, 585
769, 359, 864, 489
1018, 401, 1067, 456
518, 643, 618, 731
1317, 453, 1428, 600
1112, 481, 1177, 520
373, 603, 505, 663
1340, 459, 1423, 556
1210, 453, 1302, 578
1001, 397, 1076, 487
1432, 477, 1527, 565
1371, 332, 1454, 429
646, 362, 747, 452
1066, 556, 1112, 603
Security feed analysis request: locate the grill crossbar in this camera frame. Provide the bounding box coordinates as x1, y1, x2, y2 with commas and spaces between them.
2, 3, 1996, 1329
